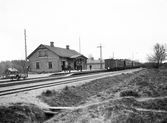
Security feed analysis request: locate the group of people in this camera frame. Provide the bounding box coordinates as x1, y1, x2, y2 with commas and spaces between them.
61, 63, 83, 73
61, 64, 71, 73
61, 63, 92, 73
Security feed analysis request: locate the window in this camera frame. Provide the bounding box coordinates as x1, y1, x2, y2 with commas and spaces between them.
39, 50, 42, 57
44, 50, 48, 56
48, 61, 52, 69
36, 62, 40, 69
38, 50, 48, 57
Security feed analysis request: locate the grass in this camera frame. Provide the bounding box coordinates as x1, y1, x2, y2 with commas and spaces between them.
42, 69, 167, 123
39, 73, 136, 107
0, 103, 46, 123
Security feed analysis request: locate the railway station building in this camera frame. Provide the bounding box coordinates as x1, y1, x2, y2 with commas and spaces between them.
27, 42, 87, 73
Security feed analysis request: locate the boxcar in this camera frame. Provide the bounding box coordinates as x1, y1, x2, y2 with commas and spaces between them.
105, 59, 115, 70
125, 60, 133, 69
116, 59, 125, 70
132, 61, 141, 68
105, 59, 125, 70
105, 58, 141, 71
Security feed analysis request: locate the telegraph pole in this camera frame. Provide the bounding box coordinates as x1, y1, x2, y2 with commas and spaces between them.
24, 29, 28, 77
97, 43, 103, 69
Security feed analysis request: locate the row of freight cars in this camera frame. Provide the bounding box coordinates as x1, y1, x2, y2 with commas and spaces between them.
105, 59, 141, 70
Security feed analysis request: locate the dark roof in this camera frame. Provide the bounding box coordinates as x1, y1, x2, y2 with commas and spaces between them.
27, 44, 87, 59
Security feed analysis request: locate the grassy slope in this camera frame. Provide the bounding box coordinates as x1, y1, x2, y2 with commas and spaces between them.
42, 69, 167, 123
0, 103, 46, 123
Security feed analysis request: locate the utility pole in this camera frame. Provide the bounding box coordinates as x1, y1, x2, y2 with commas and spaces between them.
24, 29, 28, 77
97, 43, 103, 69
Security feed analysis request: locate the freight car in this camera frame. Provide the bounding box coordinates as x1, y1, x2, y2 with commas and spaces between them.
125, 59, 133, 69
105, 59, 140, 70
132, 61, 141, 68
105, 59, 125, 70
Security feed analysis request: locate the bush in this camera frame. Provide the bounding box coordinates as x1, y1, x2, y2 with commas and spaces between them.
0, 103, 46, 123
120, 90, 140, 97
42, 90, 53, 96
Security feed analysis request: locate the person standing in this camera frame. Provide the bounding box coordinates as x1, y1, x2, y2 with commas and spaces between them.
80, 65, 82, 72
89, 65, 92, 70
61, 64, 64, 72
68, 62, 71, 73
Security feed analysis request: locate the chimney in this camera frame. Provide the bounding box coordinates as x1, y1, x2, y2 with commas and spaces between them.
66, 45, 70, 50
50, 42, 54, 47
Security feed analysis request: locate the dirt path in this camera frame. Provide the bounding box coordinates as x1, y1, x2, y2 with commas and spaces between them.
48, 95, 167, 113
134, 107, 167, 113
136, 96, 167, 102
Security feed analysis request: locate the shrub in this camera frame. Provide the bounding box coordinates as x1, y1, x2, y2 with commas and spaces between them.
120, 90, 140, 97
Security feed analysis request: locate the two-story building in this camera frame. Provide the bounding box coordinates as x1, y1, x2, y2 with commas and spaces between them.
27, 42, 87, 73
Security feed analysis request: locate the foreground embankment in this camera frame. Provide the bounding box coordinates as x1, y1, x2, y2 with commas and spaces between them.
1, 68, 167, 123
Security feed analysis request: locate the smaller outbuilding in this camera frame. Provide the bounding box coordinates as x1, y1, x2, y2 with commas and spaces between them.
4, 68, 19, 75
87, 59, 105, 70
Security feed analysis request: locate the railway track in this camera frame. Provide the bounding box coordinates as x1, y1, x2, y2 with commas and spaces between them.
0, 69, 107, 87
0, 74, 70, 87
0, 69, 141, 96
0, 69, 106, 84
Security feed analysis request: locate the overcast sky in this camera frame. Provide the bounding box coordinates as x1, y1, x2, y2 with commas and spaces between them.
1, 0, 167, 62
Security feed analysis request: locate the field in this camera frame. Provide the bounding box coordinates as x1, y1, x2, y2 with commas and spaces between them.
1, 68, 167, 123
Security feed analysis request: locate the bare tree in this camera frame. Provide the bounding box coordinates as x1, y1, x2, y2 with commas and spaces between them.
147, 43, 167, 68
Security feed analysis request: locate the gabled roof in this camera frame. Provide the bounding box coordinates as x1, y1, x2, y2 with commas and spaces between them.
27, 44, 87, 59
70, 54, 87, 59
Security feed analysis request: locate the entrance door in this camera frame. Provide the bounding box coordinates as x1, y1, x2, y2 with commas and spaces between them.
62, 61, 65, 70
74, 61, 76, 70
62, 61, 65, 66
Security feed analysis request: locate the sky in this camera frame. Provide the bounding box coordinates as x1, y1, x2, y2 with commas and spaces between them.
0, 0, 167, 62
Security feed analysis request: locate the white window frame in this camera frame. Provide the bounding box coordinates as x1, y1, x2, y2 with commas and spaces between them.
48, 61, 53, 69
38, 50, 42, 57
44, 50, 48, 57
36, 61, 40, 69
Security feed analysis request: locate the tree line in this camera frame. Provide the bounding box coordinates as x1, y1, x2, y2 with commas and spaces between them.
0, 60, 30, 75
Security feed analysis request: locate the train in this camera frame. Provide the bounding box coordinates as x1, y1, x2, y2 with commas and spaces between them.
105, 59, 141, 70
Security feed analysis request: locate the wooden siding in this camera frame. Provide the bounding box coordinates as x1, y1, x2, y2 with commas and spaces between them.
29, 48, 61, 72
